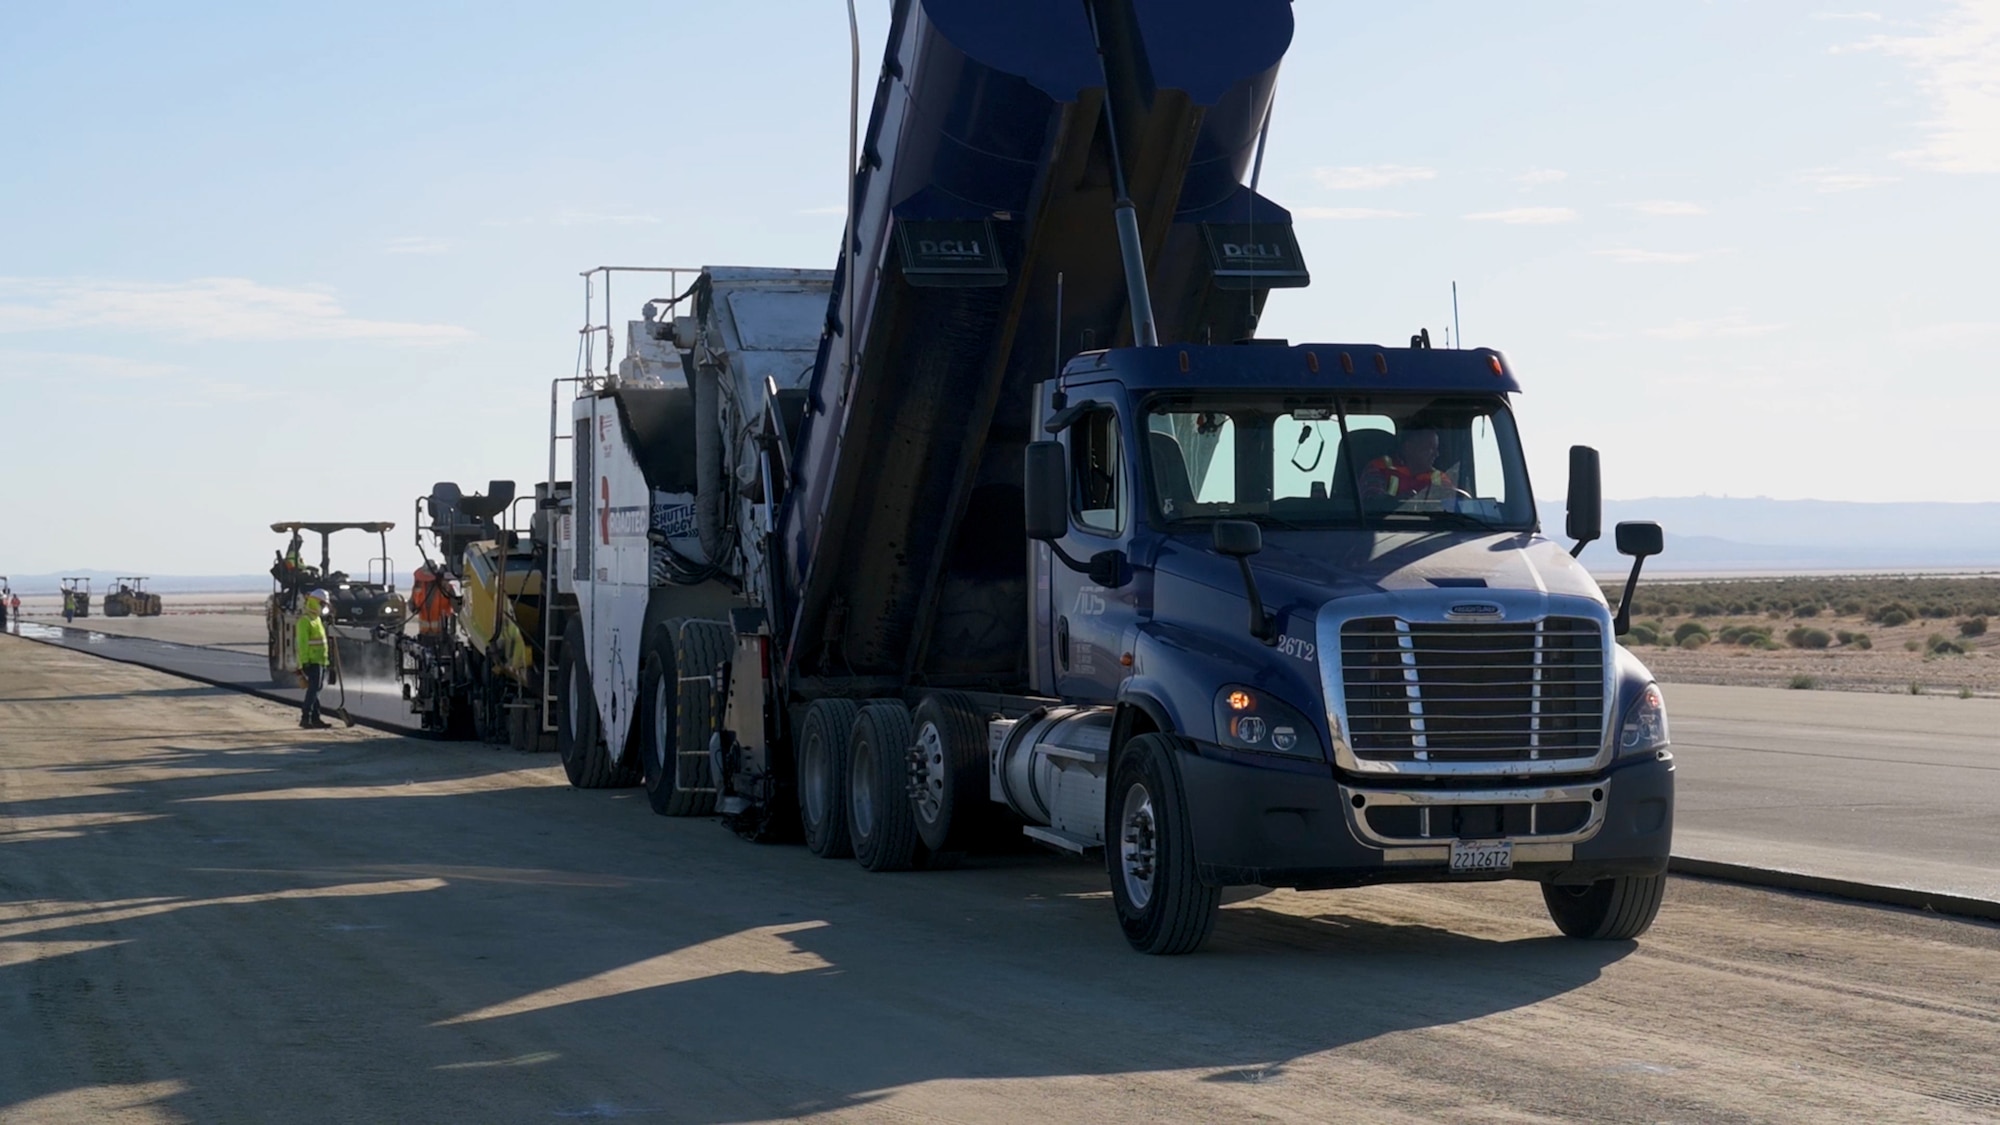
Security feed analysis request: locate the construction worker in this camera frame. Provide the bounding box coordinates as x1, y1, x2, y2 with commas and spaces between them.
411, 563, 453, 636
62, 590, 74, 623
1361, 426, 1457, 502
297, 588, 334, 730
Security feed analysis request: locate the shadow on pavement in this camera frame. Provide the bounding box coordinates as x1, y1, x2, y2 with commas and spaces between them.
0, 711, 1638, 1122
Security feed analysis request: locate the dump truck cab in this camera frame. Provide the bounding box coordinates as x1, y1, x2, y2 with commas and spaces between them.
1019, 342, 1673, 899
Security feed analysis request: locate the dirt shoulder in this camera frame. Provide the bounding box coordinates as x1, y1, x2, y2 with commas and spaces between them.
1633, 611, 1996, 695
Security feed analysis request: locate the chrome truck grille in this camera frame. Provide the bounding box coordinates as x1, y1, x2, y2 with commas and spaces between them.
1338, 617, 1606, 768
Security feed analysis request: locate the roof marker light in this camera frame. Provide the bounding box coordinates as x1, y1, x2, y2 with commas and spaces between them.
1179, 350, 1190, 372
1489, 354, 1505, 377
1306, 351, 1320, 373
1374, 353, 1389, 375
1339, 352, 1354, 374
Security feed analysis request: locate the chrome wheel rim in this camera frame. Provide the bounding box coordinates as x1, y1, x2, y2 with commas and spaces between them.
851, 738, 875, 838
653, 680, 671, 780
1120, 782, 1158, 912
914, 722, 945, 825
567, 663, 583, 743
803, 731, 828, 826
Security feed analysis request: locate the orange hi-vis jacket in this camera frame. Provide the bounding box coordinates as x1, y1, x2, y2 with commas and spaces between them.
1364, 456, 1455, 498
412, 568, 452, 635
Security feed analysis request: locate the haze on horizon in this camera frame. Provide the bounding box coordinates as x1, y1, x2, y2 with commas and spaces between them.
3, 1, 1996, 575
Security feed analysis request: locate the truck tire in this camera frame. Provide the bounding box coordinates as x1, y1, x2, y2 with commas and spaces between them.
557, 617, 629, 789
1107, 734, 1221, 955
1541, 874, 1666, 940
848, 702, 924, 872
796, 699, 860, 858
267, 606, 289, 686
909, 691, 990, 853
639, 620, 728, 817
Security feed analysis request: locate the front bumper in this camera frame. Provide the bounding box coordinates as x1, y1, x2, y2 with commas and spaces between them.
1175, 745, 1674, 890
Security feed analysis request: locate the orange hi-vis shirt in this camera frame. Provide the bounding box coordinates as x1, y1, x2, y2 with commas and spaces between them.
1364, 456, 1455, 498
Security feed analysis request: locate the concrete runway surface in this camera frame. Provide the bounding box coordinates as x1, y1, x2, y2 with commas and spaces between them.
1669, 683, 2000, 901
4, 635, 1999, 1124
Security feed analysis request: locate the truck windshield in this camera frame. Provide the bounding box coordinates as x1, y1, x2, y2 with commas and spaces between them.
1143, 393, 1535, 531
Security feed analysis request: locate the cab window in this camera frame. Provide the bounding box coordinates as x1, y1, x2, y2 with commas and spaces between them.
1069, 409, 1124, 535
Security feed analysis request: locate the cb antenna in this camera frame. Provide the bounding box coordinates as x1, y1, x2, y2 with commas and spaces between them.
1452, 280, 1462, 349
1052, 272, 1068, 410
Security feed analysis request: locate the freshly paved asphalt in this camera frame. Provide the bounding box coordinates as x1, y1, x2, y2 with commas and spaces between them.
13, 619, 415, 733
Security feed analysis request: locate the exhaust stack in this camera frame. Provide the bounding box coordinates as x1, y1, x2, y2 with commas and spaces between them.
1085, 0, 1160, 348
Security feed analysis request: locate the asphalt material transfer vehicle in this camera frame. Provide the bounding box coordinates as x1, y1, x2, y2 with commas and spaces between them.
542, 0, 1673, 953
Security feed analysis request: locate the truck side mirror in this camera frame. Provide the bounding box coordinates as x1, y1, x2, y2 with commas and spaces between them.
1616, 521, 1663, 558
1610, 520, 1664, 636
1211, 520, 1275, 644
1024, 441, 1069, 542
1211, 519, 1263, 558
1565, 445, 1601, 558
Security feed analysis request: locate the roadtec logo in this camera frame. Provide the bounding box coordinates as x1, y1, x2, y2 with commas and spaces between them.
598, 478, 646, 543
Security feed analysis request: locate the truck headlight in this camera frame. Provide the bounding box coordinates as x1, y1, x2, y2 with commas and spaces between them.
1213, 685, 1324, 760
1618, 683, 1670, 755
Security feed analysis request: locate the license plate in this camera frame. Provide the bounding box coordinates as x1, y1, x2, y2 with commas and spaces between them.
1450, 839, 1513, 873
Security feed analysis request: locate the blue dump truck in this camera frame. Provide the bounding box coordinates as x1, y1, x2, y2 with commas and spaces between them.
544, 0, 1674, 953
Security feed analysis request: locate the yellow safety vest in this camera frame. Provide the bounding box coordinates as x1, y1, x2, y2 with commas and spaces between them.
296, 613, 330, 667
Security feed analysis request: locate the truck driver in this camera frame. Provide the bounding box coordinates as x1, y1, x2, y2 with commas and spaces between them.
1360, 425, 1456, 502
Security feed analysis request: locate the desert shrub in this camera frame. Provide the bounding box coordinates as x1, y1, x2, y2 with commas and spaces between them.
1673, 622, 1710, 645
1905, 639, 1923, 652
1751, 636, 1784, 650
1927, 634, 1967, 657
1721, 624, 1773, 646
1627, 623, 1660, 646
1692, 601, 1726, 617
1910, 681, 1926, 695
1678, 634, 1707, 650
1838, 599, 1864, 616
1922, 605, 1953, 619
1852, 634, 1873, 650
1785, 627, 1831, 649
1871, 602, 1915, 625
1728, 601, 1750, 615
1788, 674, 1818, 690
1879, 609, 1911, 627
1960, 617, 1988, 638
1835, 630, 1858, 644
1793, 604, 1820, 618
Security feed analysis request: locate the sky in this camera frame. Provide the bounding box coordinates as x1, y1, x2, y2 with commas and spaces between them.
2, 1, 1996, 575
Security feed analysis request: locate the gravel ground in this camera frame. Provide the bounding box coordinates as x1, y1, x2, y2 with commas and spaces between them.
5, 635, 2000, 1124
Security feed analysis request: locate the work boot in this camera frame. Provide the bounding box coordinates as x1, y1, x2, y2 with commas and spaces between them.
308, 719, 334, 730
